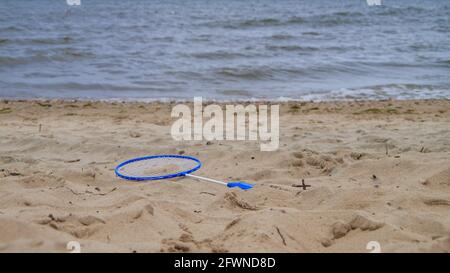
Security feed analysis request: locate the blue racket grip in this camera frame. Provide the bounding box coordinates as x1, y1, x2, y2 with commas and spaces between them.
227, 182, 254, 190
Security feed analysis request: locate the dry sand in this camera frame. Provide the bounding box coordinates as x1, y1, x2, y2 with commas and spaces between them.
0, 99, 449, 253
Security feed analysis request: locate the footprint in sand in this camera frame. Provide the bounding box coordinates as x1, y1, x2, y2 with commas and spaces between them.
38, 214, 105, 239
330, 214, 384, 241
422, 167, 450, 188
224, 192, 258, 211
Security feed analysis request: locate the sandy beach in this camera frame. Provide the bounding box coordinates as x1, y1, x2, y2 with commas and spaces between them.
0, 99, 449, 253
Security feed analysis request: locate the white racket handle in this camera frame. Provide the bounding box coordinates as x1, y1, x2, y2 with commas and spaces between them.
185, 173, 227, 186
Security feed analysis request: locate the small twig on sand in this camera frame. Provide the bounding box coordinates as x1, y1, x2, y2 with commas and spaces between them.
86, 187, 117, 196
275, 226, 287, 246
269, 184, 291, 192
64, 159, 81, 163
200, 191, 216, 196
66, 186, 117, 196
4, 170, 22, 177
88, 161, 113, 165
292, 179, 311, 190
66, 187, 83, 195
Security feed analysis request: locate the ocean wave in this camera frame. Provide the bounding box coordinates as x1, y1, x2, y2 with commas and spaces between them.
409, 42, 440, 51
215, 67, 275, 80
268, 34, 296, 40
0, 26, 23, 32
333, 11, 364, 17
190, 51, 249, 60
294, 84, 450, 101
265, 45, 319, 53
437, 59, 450, 66
214, 66, 309, 80
362, 84, 442, 92
432, 25, 450, 33
214, 62, 368, 81
359, 61, 446, 69
302, 32, 320, 36
30, 36, 73, 45
339, 84, 448, 100
9, 82, 179, 93
308, 16, 365, 27
373, 6, 428, 16
152, 36, 175, 42
212, 11, 366, 29
3, 86, 448, 103
23, 72, 78, 79
0, 56, 25, 66
0, 48, 93, 66
218, 89, 253, 97
285, 16, 306, 24
4, 36, 74, 46
230, 18, 282, 28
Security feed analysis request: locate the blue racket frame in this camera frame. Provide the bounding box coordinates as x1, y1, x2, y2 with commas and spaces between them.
115, 154, 202, 181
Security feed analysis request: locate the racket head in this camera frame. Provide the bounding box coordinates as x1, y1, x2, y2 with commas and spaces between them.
115, 154, 202, 181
